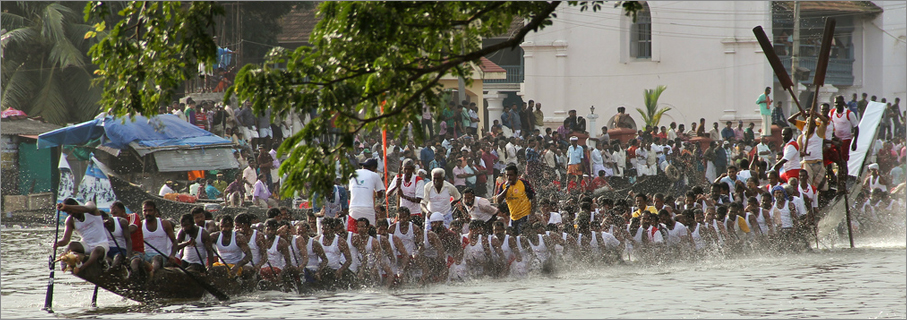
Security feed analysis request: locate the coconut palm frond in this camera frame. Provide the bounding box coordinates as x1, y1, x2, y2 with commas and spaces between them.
62, 68, 102, 122
49, 36, 85, 68
650, 107, 672, 127
636, 107, 651, 126
1, 63, 38, 110
1, 11, 29, 31
31, 68, 70, 125
66, 23, 97, 52
41, 3, 67, 43
1, 27, 38, 50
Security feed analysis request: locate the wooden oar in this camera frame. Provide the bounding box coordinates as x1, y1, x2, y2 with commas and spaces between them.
43, 210, 61, 313
143, 240, 229, 301
95, 226, 123, 309
209, 242, 236, 279
752, 26, 806, 118
90, 286, 99, 308
286, 236, 304, 294
800, 18, 837, 163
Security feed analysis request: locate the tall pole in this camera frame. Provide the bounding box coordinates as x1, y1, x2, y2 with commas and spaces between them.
790, 2, 801, 117
457, 29, 467, 105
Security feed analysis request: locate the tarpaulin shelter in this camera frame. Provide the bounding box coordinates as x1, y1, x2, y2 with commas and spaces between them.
38, 114, 239, 173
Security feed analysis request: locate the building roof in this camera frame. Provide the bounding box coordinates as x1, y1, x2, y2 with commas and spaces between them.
276, 3, 320, 45
0, 118, 64, 136
479, 57, 506, 73
492, 18, 526, 39
776, 1, 883, 16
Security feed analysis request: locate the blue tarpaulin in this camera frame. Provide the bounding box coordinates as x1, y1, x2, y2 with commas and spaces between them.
37, 114, 231, 150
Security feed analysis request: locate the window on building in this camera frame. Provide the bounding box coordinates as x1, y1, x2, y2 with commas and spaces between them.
629, 3, 651, 59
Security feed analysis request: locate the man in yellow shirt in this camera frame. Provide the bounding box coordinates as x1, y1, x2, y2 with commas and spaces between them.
632, 193, 658, 218
494, 164, 535, 235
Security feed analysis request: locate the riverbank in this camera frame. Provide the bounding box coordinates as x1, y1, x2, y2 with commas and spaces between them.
0, 208, 55, 228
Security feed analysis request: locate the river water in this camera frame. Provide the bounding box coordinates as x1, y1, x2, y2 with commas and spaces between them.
2, 226, 905, 319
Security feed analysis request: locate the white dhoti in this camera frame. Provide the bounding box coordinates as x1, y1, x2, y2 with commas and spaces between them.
705, 161, 717, 183
591, 164, 606, 177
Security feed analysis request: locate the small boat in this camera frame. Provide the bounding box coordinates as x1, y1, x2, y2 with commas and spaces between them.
107, 174, 294, 220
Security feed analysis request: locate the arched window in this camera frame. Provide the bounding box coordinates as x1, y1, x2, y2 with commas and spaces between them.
629, 2, 651, 59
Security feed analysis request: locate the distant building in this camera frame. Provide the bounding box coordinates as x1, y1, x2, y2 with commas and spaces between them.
520, 1, 904, 131
1, 117, 63, 211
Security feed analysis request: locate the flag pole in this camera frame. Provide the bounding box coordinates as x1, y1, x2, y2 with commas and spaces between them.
380, 100, 389, 210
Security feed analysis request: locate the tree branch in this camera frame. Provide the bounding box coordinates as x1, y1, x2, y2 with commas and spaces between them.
342, 1, 563, 125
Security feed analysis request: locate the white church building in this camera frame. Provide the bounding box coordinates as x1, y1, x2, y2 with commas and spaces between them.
496, 1, 905, 133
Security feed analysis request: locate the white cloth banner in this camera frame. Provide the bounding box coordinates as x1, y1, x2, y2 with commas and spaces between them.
848, 101, 887, 178
56, 154, 74, 203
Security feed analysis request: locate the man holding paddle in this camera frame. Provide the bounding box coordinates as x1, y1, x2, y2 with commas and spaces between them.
130, 200, 178, 278
52, 199, 109, 275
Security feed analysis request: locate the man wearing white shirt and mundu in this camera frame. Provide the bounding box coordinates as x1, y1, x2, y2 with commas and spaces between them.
347, 159, 386, 233
421, 168, 462, 228
457, 187, 499, 231
387, 159, 426, 219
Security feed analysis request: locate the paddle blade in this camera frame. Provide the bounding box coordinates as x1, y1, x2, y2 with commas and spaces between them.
812, 18, 837, 87
43, 269, 54, 312
753, 26, 794, 89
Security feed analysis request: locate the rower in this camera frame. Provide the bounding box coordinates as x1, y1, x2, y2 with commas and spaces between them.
109, 200, 144, 259
317, 218, 353, 285
389, 207, 421, 278
210, 215, 253, 278
175, 211, 214, 273
260, 218, 293, 282
520, 222, 554, 273
293, 222, 329, 285
659, 209, 692, 252
463, 220, 492, 277
770, 186, 801, 251
130, 200, 177, 278
375, 219, 401, 285
234, 213, 267, 274
105, 201, 132, 270
53, 199, 109, 274
192, 206, 218, 234
354, 218, 394, 287
492, 220, 525, 278
333, 218, 360, 281
418, 212, 447, 284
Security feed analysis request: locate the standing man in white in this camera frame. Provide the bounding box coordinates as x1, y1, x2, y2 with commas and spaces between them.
347, 159, 386, 233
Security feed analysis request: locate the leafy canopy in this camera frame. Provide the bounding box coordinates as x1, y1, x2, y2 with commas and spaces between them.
87, 1, 641, 198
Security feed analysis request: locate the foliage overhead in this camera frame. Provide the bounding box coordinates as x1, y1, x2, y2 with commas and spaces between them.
87, 1, 642, 198
636, 85, 670, 128
85, 1, 223, 116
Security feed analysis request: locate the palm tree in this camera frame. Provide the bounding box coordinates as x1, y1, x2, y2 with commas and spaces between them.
1, 2, 102, 125
636, 85, 671, 128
